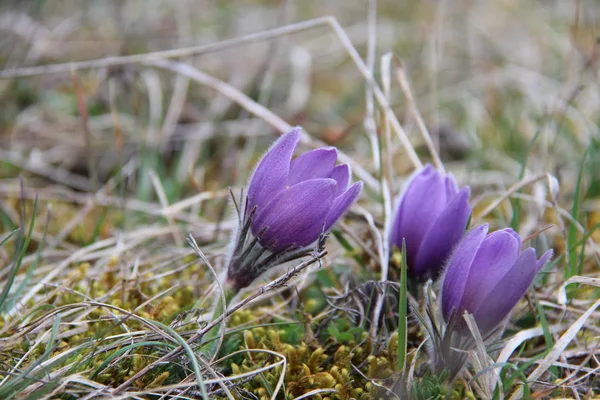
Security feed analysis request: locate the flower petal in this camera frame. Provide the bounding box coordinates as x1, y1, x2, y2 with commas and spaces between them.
390, 165, 449, 267
460, 229, 522, 313
330, 164, 350, 196
413, 186, 471, 279
536, 249, 554, 270
252, 178, 336, 253
247, 128, 301, 213
441, 224, 488, 321
444, 173, 459, 198
472, 247, 539, 334
324, 181, 363, 231
501, 228, 522, 256
287, 147, 337, 186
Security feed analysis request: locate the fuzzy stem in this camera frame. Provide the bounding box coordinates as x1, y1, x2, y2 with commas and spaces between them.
202, 285, 236, 358
397, 239, 408, 372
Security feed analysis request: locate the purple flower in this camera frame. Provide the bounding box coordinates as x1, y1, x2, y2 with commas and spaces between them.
225, 127, 362, 291
441, 224, 553, 335
390, 165, 471, 280
247, 127, 363, 253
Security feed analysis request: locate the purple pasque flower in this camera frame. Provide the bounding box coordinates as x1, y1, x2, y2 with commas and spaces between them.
441, 224, 553, 336
246, 127, 362, 253
390, 165, 471, 280
225, 127, 362, 291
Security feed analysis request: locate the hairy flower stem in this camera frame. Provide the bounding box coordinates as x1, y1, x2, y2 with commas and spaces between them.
202, 286, 236, 358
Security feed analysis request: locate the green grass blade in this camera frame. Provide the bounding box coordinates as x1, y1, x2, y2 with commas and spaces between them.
0, 196, 38, 314
0, 314, 61, 399
0, 228, 19, 248
510, 128, 542, 230
150, 320, 208, 399
8, 203, 50, 312
90, 340, 178, 380
567, 150, 587, 277
86, 207, 108, 246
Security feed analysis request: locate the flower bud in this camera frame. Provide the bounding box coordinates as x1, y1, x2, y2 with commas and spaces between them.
225, 127, 363, 291
390, 165, 471, 280
441, 224, 553, 335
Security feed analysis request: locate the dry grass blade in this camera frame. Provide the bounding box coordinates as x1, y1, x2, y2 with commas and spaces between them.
473, 173, 547, 222
143, 58, 380, 192
149, 169, 184, 247
186, 234, 227, 362
557, 276, 600, 306
464, 313, 501, 399
395, 59, 444, 172
1, 15, 422, 185
509, 297, 600, 400
0, 17, 335, 79
496, 325, 566, 366
112, 245, 326, 394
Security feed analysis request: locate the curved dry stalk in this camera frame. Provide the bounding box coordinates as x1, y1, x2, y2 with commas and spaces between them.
509, 297, 600, 400
395, 59, 445, 173
0, 15, 424, 184
186, 234, 228, 362
112, 249, 326, 394
473, 173, 547, 222
143, 58, 380, 193
0, 18, 335, 79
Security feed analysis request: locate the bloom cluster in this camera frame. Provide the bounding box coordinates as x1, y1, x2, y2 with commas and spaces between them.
389, 166, 553, 339
223, 126, 553, 376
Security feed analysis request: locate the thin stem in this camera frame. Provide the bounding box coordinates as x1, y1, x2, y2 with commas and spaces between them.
397, 239, 408, 372
202, 287, 236, 357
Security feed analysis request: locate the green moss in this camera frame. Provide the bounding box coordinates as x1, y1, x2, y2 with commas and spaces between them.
224, 321, 398, 400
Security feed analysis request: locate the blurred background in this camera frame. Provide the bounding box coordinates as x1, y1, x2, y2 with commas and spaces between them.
0, 0, 598, 245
